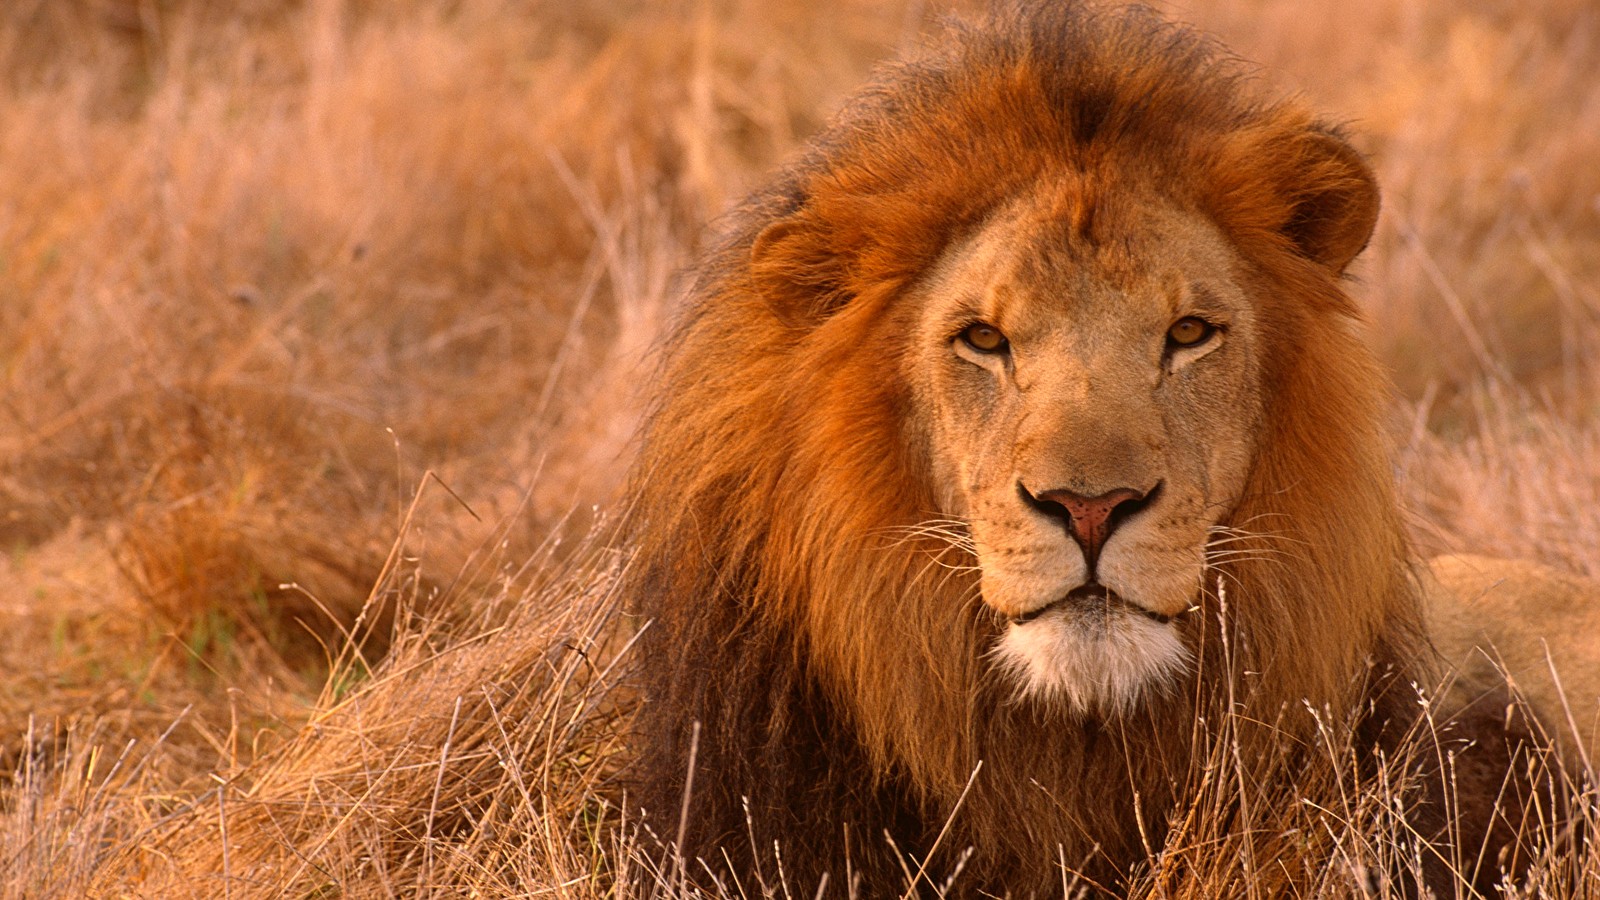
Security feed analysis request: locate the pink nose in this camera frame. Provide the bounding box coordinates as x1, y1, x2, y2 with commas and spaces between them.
1033, 486, 1151, 572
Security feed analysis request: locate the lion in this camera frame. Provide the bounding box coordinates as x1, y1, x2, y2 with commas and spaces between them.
1426, 555, 1600, 758
625, 4, 1582, 895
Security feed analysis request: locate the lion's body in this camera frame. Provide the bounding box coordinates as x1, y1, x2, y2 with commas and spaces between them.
626, 4, 1561, 895
1427, 554, 1600, 761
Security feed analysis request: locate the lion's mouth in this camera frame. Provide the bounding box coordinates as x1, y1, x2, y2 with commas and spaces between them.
1009, 584, 1174, 626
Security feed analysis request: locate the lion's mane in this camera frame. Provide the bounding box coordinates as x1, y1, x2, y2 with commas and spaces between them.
626, 3, 1480, 894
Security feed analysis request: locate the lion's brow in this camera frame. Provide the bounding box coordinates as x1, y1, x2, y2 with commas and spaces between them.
1184, 281, 1221, 312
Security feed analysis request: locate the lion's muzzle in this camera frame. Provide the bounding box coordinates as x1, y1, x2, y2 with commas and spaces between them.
1007, 584, 1177, 627
1018, 481, 1161, 573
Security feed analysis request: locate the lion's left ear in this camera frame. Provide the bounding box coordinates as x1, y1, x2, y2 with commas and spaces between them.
1210, 125, 1381, 276
1281, 129, 1381, 275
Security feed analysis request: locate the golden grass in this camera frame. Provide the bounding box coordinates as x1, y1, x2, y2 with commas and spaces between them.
2, 0, 1597, 896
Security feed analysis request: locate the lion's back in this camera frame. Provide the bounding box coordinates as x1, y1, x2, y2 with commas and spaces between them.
1426, 553, 1600, 755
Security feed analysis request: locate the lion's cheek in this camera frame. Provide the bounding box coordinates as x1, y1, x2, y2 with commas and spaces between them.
1098, 538, 1207, 619
1175, 379, 1262, 508
971, 526, 1086, 617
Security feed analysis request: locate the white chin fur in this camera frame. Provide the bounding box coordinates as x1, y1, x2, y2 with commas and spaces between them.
993, 610, 1191, 717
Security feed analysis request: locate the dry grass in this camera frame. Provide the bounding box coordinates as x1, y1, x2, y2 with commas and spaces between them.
1, 0, 1597, 896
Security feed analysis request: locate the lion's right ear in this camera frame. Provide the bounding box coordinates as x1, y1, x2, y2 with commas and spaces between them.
749, 215, 850, 323
750, 218, 801, 270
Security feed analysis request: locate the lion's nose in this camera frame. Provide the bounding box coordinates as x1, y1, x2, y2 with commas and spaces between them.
1020, 483, 1158, 573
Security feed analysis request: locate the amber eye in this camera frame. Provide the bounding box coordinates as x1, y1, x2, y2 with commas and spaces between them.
1167, 316, 1215, 348
959, 322, 1009, 353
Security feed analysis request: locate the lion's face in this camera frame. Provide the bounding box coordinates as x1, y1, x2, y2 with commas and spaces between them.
908, 188, 1265, 715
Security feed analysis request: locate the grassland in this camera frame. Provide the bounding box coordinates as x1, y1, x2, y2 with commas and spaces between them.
1, 0, 1597, 896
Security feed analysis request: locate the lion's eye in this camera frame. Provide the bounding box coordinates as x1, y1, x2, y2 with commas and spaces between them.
1166, 317, 1215, 348
959, 322, 1009, 353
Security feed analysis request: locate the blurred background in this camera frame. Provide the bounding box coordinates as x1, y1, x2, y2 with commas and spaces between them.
0, 0, 1595, 890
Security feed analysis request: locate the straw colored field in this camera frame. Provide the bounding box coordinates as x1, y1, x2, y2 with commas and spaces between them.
1, 0, 1596, 896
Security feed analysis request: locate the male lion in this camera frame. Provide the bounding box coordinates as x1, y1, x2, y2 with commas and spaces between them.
627, 4, 1580, 895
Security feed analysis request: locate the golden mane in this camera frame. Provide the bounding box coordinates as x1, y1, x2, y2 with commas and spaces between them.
625, 4, 1512, 894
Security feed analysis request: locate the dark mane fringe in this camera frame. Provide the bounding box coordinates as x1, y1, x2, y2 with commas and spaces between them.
623, 3, 1444, 894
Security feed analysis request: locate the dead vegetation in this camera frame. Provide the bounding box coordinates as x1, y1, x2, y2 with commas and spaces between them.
1, 0, 1597, 896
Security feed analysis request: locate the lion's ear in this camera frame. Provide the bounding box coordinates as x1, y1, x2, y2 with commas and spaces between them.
750, 218, 800, 267
1211, 126, 1381, 276
1280, 130, 1381, 275
749, 215, 849, 322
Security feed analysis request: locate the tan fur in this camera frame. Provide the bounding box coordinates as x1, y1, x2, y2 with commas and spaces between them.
627, 4, 1543, 895
1427, 554, 1600, 760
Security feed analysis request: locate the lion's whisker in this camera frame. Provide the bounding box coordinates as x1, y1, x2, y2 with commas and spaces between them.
1206, 524, 1312, 550
1205, 546, 1291, 559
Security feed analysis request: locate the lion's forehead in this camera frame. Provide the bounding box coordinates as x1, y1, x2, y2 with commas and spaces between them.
934, 190, 1249, 337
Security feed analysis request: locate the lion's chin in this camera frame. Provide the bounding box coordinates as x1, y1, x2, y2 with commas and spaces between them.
992, 603, 1191, 718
